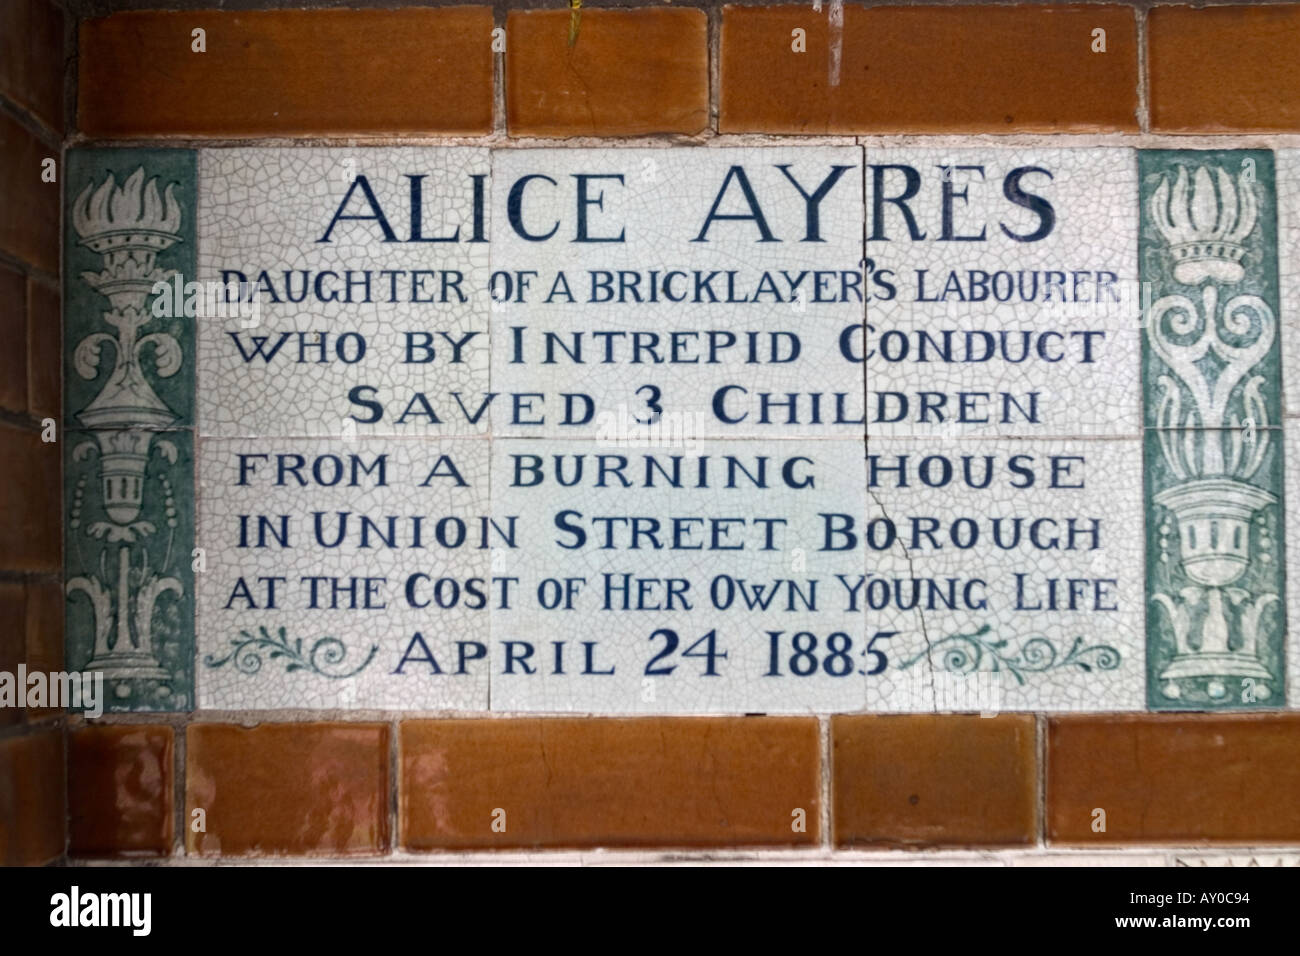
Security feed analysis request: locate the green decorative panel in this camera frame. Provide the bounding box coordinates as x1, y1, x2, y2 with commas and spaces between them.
63, 149, 197, 712
1140, 149, 1287, 709
64, 149, 197, 426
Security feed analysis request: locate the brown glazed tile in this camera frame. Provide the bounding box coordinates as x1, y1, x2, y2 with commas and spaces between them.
23, 577, 62, 721
0, 582, 23, 728
69, 725, 173, 856
1049, 715, 1300, 844
0, 727, 65, 865
0, 0, 65, 132
0, 265, 26, 414
0, 424, 59, 572
506, 9, 709, 137
186, 722, 389, 856
26, 278, 58, 420
79, 8, 494, 137
0, 112, 58, 274
833, 715, 1038, 847
720, 4, 1138, 133
1150, 5, 1300, 132
400, 717, 820, 849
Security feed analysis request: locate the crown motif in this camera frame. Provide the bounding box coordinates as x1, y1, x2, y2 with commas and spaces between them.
1149, 164, 1257, 285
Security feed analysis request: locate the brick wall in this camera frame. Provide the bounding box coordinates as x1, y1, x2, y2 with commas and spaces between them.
0, 0, 67, 867
19, 0, 1300, 861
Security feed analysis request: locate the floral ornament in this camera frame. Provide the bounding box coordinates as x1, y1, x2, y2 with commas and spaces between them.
205, 626, 378, 680
898, 624, 1121, 686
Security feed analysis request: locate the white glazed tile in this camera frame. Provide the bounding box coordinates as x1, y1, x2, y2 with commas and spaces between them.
864, 437, 1144, 712
489, 148, 865, 440
196, 437, 490, 709
1279, 150, 1300, 417
197, 148, 490, 437
157, 143, 1297, 719
864, 148, 1139, 438
490, 438, 867, 712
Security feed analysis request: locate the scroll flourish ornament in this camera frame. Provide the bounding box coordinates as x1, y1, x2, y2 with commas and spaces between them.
897, 624, 1121, 686
204, 626, 378, 679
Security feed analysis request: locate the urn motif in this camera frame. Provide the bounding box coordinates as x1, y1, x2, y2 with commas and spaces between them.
66, 167, 187, 685
1145, 161, 1280, 702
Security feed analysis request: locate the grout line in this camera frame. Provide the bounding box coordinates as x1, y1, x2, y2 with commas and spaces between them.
707, 3, 720, 134
828, 0, 844, 90
1036, 713, 1047, 848
73, 0, 1270, 13
63, 0, 78, 141
494, 3, 507, 138
172, 718, 186, 857
389, 718, 400, 853
819, 715, 833, 849
61, 845, 1300, 867
60, 131, 1300, 149
81, 707, 1295, 724
0, 248, 59, 288
0, 94, 63, 153
0, 719, 67, 742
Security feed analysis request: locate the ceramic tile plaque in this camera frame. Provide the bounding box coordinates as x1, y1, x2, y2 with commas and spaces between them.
61, 145, 1292, 714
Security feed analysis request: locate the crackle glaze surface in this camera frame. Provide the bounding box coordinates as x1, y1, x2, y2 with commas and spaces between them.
864, 147, 1140, 440
196, 437, 490, 710
196, 148, 492, 438
61, 145, 1293, 713
489, 147, 864, 440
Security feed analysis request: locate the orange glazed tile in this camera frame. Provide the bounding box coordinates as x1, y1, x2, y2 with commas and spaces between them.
0, 424, 59, 572
1049, 715, 1300, 844
0, 112, 58, 273
833, 715, 1038, 847
186, 723, 389, 856
0, 0, 64, 132
0, 265, 25, 414
0, 582, 23, 729
400, 717, 820, 849
506, 9, 709, 137
79, 8, 494, 137
0, 727, 65, 865
1150, 5, 1300, 131
720, 4, 1138, 133
69, 725, 173, 856
23, 577, 62, 721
